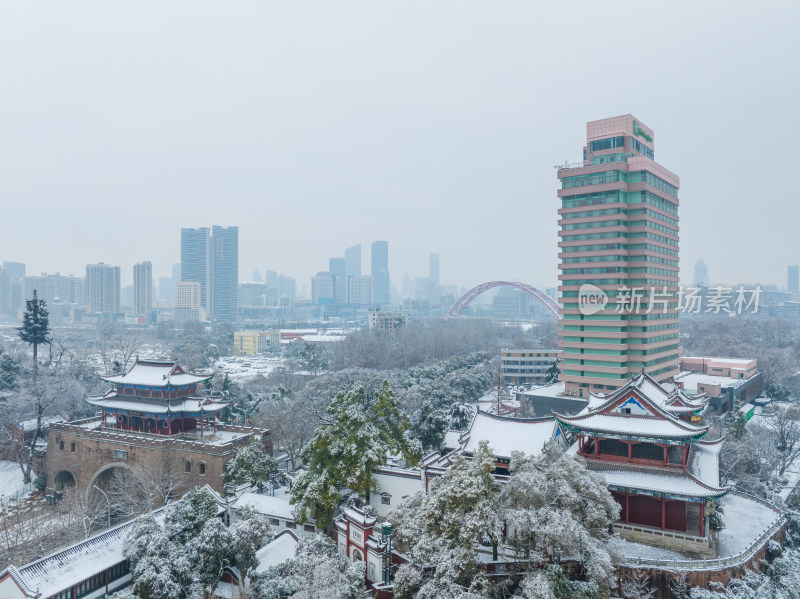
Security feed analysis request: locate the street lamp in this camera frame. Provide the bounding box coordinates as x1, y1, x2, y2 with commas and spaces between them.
93, 485, 111, 529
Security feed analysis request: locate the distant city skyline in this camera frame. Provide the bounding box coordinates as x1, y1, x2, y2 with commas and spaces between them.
1, 4, 796, 293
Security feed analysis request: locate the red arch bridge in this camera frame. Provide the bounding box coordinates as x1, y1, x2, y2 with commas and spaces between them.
447, 281, 561, 318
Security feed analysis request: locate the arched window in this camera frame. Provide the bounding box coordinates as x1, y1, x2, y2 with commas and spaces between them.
199, 462, 206, 476
59, 441, 64, 451
185, 460, 192, 473
70, 442, 76, 453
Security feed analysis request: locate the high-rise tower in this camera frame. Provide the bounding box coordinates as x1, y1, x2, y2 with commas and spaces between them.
210, 225, 239, 322
133, 261, 152, 317
371, 241, 389, 305
557, 115, 680, 397
344, 244, 361, 303
86, 263, 121, 314
181, 228, 211, 309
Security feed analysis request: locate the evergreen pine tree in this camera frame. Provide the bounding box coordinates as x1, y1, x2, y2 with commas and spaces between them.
17, 289, 50, 365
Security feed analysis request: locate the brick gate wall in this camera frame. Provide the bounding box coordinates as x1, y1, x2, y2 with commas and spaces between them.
42, 419, 271, 496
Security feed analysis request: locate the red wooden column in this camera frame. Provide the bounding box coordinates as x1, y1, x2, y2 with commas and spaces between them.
699, 502, 705, 537
594, 437, 599, 456
628, 442, 633, 461
662, 444, 668, 464
661, 497, 666, 530
625, 493, 630, 524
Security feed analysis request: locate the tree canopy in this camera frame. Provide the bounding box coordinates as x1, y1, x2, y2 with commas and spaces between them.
290, 381, 421, 527
17, 290, 50, 363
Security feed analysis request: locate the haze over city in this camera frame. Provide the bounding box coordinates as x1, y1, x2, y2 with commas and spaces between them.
1, 1, 798, 289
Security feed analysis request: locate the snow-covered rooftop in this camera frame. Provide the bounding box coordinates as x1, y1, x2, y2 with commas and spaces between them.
255, 531, 299, 574
588, 461, 727, 499
86, 394, 230, 414
674, 371, 749, 392
460, 410, 558, 458
558, 413, 704, 439
234, 491, 294, 521
101, 360, 211, 387
688, 439, 723, 488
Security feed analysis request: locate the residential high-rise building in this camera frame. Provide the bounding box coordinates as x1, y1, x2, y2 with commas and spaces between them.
345, 244, 361, 302
557, 115, 680, 397
348, 275, 374, 305
429, 252, 439, 286
24, 273, 71, 305
2, 262, 26, 280
311, 272, 335, 305
133, 261, 152, 316
210, 225, 239, 322
371, 241, 390, 305
86, 263, 121, 314
177, 281, 202, 309
789, 265, 799, 293
181, 228, 211, 309
329, 257, 346, 304
693, 258, 709, 288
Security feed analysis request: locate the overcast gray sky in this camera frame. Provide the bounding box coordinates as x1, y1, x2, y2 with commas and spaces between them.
1, 1, 798, 292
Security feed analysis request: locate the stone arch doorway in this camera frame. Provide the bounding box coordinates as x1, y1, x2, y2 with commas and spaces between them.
53, 469, 76, 492
85, 462, 136, 510
351, 548, 363, 562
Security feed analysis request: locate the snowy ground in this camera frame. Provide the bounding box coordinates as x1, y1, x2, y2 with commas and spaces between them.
716, 493, 781, 558
780, 466, 800, 501
614, 539, 687, 562
214, 355, 285, 382
0, 460, 25, 500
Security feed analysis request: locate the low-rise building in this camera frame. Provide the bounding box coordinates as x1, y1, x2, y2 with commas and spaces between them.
675, 356, 762, 413
234, 330, 281, 355
500, 348, 560, 386
367, 307, 409, 332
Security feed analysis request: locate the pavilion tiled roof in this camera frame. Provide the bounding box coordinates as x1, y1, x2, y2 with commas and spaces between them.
555, 371, 709, 441
587, 460, 728, 500
86, 393, 230, 414
100, 360, 212, 387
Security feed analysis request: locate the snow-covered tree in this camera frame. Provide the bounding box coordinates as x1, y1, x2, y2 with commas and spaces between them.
164, 486, 220, 545
131, 529, 193, 599
17, 290, 50, 365
230, 506, 273, 577
412, 400, 449, 451
392, 441, 504, 598
193, 518, 234, 597
502, 449, 619, 592
619, 571, 655, 599
224, 440, 283, 488
291, 381, 421, 526
252, 534, 364, 599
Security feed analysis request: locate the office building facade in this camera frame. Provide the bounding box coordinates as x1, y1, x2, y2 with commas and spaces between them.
348, 275, 374, 305
344, 244, 361, 302
133, 261, 152, 317
210, 225, 238, 321
181, 228, 211, 309
311, 272, 335, 305
788, 265, 799, 293
371, 241, 390, 305
557, 115, 680, 396
86, 263, 121, 314
429, 252, 439, 286
329, 257, 346, 304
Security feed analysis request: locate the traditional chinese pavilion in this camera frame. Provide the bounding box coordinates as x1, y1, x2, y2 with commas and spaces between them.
87, 360, 230, 436
555, 371, 727, 553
